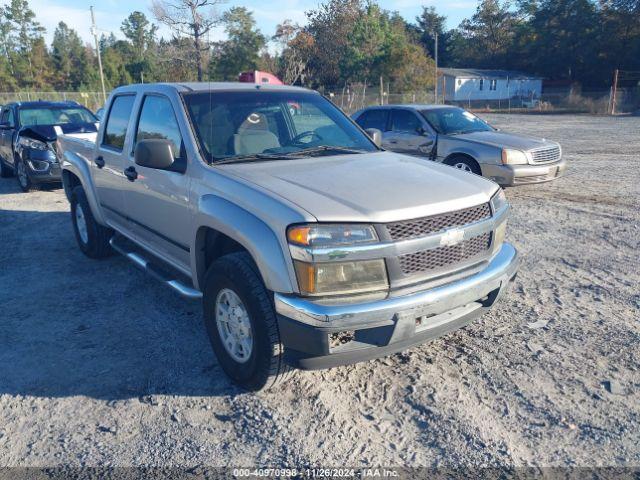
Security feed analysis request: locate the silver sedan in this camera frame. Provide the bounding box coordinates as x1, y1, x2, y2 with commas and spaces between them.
352, 105, 566, 186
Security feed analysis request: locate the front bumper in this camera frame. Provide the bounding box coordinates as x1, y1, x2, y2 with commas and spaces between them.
482, 159, 567, 186
274, 242, 519, 370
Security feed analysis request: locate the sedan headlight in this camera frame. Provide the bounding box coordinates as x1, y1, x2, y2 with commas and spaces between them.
287, 224, 388, 296
501, 148, 528, 165
19, 137, 49, 151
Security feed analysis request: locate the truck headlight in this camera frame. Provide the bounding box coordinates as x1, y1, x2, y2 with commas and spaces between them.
293, 259, 388, 296
19, 137, 49, 151
287, 224, 389, 295
287, 224, 378, 248
501, 148, 528, 165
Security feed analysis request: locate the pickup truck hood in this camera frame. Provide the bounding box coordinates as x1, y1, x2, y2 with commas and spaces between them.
220, 151, 498, 223
20, 122, 98, 142
452, 130, 555, 151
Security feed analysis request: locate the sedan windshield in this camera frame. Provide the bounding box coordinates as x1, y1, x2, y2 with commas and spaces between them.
420, 107, 494, 135
182, 91, 377, 163
19, 107, 97, 127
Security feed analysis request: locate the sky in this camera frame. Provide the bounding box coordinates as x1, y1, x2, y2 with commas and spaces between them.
22, 0, 478, 46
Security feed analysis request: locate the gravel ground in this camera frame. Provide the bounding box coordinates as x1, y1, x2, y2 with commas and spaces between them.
0, 114, 638, 470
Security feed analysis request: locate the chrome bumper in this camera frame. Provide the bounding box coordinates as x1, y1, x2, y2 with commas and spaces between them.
274, 242, 519, 329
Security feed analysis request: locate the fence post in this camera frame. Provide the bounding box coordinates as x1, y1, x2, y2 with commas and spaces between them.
611, 69, 619, 115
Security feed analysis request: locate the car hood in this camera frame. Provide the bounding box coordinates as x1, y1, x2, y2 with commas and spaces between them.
20, 122, 98, 143
219, 151, 498, 223
452, 130, 556, 151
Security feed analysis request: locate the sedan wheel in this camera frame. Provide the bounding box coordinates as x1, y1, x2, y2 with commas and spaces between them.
453, 162, 473, 172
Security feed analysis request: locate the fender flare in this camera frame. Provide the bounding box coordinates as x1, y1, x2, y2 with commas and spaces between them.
60, 147, 106, 226
193, 194, 295, 294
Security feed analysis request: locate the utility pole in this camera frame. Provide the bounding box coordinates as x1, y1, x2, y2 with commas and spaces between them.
610, 69, 619, 115
90, 6, 107, 105
433, 31, 439, 104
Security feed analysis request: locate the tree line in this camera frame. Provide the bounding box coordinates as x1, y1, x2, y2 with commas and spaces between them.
0, 0, 638, 95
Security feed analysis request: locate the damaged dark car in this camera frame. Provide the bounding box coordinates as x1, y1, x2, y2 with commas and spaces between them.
0, 101, 98, 192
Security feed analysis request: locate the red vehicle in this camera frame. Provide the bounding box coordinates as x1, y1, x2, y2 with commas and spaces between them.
238, 71, 284, 85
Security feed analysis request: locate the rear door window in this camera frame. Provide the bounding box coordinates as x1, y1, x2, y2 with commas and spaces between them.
135, 95, 183, 159
355, 109, 389, 131
103, 95, 136, 151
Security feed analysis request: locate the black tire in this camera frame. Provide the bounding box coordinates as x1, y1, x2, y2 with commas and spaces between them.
70, 185, 113, 259
15, 156, 35, 192
203, 252, 294, 391
445, 155, 482, 175
0, 157, 12, 178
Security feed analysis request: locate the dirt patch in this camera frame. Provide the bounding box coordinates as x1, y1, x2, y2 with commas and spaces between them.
0, 114, 638, 468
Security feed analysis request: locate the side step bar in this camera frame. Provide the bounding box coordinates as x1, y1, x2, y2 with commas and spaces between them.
109, 237, 202, 300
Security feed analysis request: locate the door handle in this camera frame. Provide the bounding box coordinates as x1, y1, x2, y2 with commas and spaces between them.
388, 140, 398, 144
124, 166, 138, 182
94, 156, 105, 169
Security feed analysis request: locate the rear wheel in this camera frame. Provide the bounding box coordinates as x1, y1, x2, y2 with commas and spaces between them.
445, 155, 481, 175
203, 252, 294, 391
70, 185, 113, 258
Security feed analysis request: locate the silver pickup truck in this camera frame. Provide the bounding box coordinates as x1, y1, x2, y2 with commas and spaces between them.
58, 83, 519, 391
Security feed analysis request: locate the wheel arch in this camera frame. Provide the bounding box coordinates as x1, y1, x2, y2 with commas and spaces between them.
193, 195, 296, 294
443, 152, 482, 174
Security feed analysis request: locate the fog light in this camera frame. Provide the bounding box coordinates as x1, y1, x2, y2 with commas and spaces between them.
28, 160, 49, 171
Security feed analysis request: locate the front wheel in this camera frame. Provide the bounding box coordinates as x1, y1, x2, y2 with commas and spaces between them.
70, 186, 113, 258
203, 252, 293, 391
15, 157, 34, 191
445, 155, 482, 175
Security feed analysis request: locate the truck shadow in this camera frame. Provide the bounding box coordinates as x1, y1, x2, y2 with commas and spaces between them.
0, 205, 243, 400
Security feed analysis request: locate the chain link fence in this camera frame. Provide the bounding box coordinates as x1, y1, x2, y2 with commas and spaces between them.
324, 87, 639, 115
1, 87, 637, 116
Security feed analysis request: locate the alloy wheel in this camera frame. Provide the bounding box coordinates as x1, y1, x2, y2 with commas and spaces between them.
215, 288, 253, 363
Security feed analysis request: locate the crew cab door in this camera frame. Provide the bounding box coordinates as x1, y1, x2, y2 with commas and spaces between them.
387, 109, 435, 156
121, 93, 192, 270
94, 94, 135, 230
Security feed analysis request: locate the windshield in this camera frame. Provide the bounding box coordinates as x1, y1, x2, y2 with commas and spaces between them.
420, 108, 494, 135
182, 91, 377, 162
19, 107, 97, 127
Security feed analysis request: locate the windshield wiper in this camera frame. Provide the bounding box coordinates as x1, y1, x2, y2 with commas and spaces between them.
214, 153, 302, 164
292, 145, 367, 155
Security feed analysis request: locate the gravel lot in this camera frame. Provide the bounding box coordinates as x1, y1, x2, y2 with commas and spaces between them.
0, 114, 638, 470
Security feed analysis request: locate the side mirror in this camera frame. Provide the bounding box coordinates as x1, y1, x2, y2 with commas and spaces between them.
365, 128, 382, 147
134, 139, 175, 170
417, 126, 430, 136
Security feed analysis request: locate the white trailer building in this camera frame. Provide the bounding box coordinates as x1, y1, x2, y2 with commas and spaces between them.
439, 68, 542, 103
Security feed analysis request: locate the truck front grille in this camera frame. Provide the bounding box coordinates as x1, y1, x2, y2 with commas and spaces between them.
530, 145, 560, 164
386, 203, 491, 241
398, 233, 491, 275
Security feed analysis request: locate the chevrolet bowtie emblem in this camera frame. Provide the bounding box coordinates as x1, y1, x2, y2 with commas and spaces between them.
440, 228, 465, 247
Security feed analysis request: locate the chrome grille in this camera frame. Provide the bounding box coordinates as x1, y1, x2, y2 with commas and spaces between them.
386, 203, 491, 241
530, 145, 560, 164
398, 233, 491, 275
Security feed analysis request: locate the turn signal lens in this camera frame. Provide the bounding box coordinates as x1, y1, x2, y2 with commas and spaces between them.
287, 226, 311, 246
